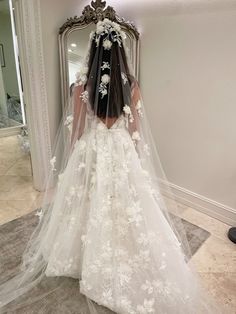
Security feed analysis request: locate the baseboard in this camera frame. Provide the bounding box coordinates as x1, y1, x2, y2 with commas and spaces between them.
159, 180, 236, 226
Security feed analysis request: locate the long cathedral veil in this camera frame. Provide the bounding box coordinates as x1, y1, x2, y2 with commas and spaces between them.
0, 19, 223, 314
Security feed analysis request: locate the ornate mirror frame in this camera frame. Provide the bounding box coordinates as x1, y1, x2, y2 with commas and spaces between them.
59, 0, 140, 109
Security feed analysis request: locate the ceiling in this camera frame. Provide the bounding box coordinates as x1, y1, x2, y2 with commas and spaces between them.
79, 0, 236, 17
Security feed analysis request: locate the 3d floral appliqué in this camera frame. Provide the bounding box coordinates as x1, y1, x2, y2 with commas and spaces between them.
123, 104, 134, 123
132, 131, 141, 142
99, 74, 110, 98
50, 156, 56, 172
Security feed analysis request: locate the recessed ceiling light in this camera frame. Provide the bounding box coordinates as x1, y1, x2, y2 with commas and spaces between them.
68, 49, 72, 52
71, 43, 77, 47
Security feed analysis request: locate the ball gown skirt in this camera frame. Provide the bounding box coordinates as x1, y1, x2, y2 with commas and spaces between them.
41, 116, 215, 314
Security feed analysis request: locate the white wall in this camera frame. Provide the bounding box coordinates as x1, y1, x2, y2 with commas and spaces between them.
39, 0, 236, 219
139, 11, 236, 211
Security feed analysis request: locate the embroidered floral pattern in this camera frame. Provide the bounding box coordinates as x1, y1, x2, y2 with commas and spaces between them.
137, 298, 155, 313
64, 114, 73, 127
121, 72, 128, 85
93, 18, 126, 48
50, 156, 56, 172
123, 104, 134, 123
103, 39, 112, 50
101, 61, 111, 71
45, 114, 197, 313
136, 100, 143, 117
80, 90, 89, 103
132, 131, 141, 143
99, 74, 110, 98
143, 144, 150, 156
35, 209, 43, 221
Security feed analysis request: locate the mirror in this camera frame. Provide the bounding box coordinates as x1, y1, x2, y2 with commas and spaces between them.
59, 0, 140, 110
67, 24, 96, 88
0, 0, 26, 137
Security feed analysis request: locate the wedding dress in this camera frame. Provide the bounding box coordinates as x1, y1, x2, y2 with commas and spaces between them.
0, 18, 223, 314
44, 113, 208, 313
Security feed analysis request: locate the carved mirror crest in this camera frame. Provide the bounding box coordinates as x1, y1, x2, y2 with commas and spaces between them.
59, 0, 140, 109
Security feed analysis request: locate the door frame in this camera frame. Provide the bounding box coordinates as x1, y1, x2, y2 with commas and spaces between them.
14, 0, 52, 191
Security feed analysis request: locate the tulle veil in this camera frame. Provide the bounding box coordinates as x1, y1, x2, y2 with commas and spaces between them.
0, 18, 223, 314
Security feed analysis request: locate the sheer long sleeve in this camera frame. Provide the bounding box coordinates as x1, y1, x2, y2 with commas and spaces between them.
71, 85, 87, 147
128, 80, 142, 141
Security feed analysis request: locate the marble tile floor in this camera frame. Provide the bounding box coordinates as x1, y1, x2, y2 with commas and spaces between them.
165, 198, 236, 313
0, 136, 235, 313
0, 135, 40, 224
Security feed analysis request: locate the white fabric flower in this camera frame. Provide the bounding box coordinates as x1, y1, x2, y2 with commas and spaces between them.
101, 74, 110, 84
123, 104, 134, 123
64, 115, 73, 134
103, 39, 112, 50
99, 74, 110, 98
143, 144, 150, 156
102, 289, 113, 302
121, 31, 127, 41
64, 114, 73, 126
89, 31, 95, 40
50, 156, 56, 171
112, 21, 121, 32
137, 298, 155, 314
80, 90, 89, 103
137, 232, 155, 246
123, 104, 131, 115
101, 89, 107, 96
103, 18, 113, 27
96, 25, 105, 34
136, 100, 142, 110
95, 36, 100, 47
136, 100, 143, 117
35, 209, 43, 221
94, 19, 126, 50
101, 61, 110, 71
121, 72, 128, 85
132, 131, 141, 142
99, 85, 108, 99
141, 280, 154, 294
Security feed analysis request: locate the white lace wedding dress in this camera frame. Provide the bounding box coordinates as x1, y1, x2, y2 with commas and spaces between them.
41, 115, 212, 314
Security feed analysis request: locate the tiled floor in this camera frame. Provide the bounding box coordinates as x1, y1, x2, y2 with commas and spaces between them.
0, 135, 39, 224
166, 198, 236, 313
0, 136, 235, 313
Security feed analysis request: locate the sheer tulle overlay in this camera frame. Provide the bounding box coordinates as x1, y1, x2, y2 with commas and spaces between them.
0, 19, 224, 314
45, 116, 215, 313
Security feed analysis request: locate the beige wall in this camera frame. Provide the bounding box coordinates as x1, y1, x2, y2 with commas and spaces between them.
39, 0, 236, 214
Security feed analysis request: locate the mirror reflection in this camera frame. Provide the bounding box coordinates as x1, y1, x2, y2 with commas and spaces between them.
0, 0, 25, 132
0, 0, 32, 226
67, 24, 96, 88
